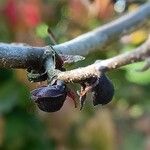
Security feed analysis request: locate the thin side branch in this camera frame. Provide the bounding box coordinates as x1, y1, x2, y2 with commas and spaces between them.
0, 2, 150, 69
57, 37, 150, 82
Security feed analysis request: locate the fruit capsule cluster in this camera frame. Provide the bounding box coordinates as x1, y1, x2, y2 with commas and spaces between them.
30, 74, 114, 112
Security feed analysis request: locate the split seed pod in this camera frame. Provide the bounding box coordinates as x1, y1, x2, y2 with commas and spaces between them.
31, 80, 67, 112
92, 74, 114, 106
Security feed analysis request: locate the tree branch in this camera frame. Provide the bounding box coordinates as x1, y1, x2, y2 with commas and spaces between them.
57, 37, 150, 82
0, 43, 45, 69
54, 2, 150, 55
0, 2, 150, 70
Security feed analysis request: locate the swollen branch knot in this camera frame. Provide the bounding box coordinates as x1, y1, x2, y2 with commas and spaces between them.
27, 45, 64, 83
27, 46, 55, 82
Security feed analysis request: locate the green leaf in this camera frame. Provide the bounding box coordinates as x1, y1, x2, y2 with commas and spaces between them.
3, 110, 55, 150
0, 80, 30, 113
36, 23, 48, 38
125, 62, 150, 85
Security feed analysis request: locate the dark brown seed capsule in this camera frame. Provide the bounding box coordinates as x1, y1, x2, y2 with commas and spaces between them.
92, 74, 114, 106
31, 80, 67, 112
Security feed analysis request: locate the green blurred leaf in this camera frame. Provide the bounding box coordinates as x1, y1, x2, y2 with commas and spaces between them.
0, 80, 30, 113
0, 82, 18, 113
0, 69, 14, 86
36, 23, 48, 38
2, 110, 55, 150
125, 62, 150, 85
123, 131, 144, 150
0, 21, 11, 42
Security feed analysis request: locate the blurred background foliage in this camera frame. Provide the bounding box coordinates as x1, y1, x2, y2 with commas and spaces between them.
0, 0, 150, 150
